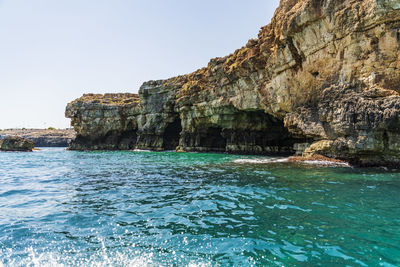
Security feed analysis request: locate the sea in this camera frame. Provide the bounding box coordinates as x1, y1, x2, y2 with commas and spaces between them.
0, 148, 399, 266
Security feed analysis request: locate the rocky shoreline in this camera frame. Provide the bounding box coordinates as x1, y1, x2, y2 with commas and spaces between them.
66, 0, 400, 167
0, 129, 75, 147
0, 136, 35, 152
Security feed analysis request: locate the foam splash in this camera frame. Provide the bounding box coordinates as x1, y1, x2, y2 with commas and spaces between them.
233, 157, 350, 167
233, 158, 289, 164
298, 160, 350, 167
2, 247, 212, 267
133, 149, 152, 152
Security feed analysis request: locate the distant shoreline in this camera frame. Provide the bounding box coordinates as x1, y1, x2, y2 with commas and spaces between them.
0, 128, 75, 147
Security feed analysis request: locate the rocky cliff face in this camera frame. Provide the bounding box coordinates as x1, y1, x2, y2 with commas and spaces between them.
66, 0, 400, 166
65, 93, 141, 150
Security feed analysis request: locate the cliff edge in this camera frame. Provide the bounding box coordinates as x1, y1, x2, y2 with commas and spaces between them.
66, 0, 400, 166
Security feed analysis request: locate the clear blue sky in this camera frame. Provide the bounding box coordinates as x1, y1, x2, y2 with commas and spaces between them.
0, 0, 280, 129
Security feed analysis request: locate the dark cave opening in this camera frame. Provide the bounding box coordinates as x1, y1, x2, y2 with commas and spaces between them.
163, 117, 182, 150
70, 129, 138, 150
179, 110, 309, 155
118, 130, 137, 149
383, 131, 389, 151
96, 130, 137, 150
199, 127, 227, 151
222, 110, 308, 155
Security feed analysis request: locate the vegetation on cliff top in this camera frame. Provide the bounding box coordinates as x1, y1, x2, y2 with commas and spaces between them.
72, 93, 140, 106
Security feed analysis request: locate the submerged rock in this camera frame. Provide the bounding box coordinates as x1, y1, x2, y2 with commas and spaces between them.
0, 136, 35, 152
66, 0, 400, 166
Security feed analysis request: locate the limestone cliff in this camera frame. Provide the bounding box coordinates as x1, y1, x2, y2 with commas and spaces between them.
66, 0, 400, 166
65, 93, 141, 150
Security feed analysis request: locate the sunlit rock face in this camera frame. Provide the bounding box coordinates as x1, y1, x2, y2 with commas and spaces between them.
65, 94, 141, 150
66, 0, 400, 166
135, 80, 181, 151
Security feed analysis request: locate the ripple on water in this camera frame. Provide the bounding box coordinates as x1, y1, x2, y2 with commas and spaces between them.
0, 148, 400, 266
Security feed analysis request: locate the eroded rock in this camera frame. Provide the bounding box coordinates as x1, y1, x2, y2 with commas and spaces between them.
65, 94, 141, 150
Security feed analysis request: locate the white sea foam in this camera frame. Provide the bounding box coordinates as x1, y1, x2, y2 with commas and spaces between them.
233, 158, 289, 164
233, 157, 350, 167
2, 247, 212, 267
133, 149, 152, 152
300, 160, 350, 167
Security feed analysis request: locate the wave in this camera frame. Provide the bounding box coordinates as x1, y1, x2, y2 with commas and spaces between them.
297, 159, 350, 167
1, 247, 212, 267
133, 149, 152, 152
233, 157, 350, 167
233, 158, 289, 164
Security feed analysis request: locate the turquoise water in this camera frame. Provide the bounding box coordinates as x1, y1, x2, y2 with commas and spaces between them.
1, 148, 400, 266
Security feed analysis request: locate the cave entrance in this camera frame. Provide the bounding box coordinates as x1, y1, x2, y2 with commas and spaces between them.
199, 127, 226, 151
118, 130, 137, 150
222, 110, 308, 155
163, 117, 182, 150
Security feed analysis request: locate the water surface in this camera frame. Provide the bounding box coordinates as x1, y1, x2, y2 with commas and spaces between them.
1, 148, 400, 266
